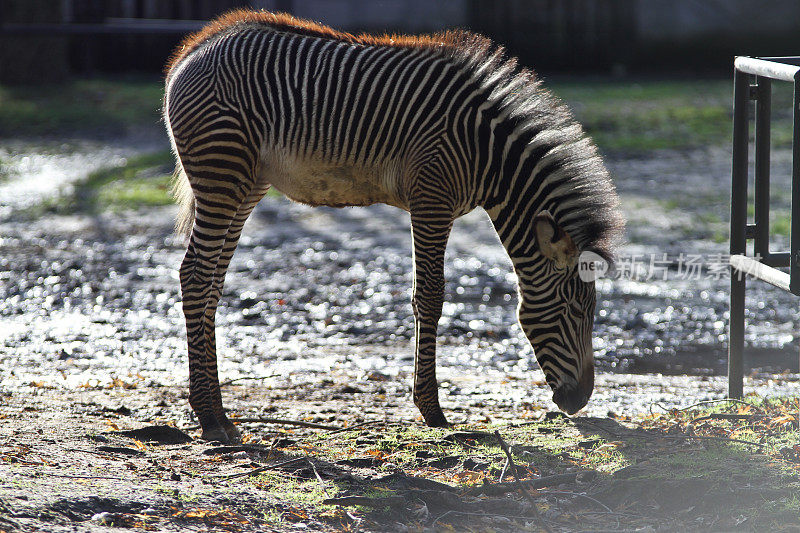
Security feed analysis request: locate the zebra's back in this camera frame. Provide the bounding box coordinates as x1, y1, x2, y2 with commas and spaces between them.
165, 22, 474, 211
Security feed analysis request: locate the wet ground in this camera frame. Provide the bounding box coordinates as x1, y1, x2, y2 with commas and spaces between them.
1, 136, 798, 400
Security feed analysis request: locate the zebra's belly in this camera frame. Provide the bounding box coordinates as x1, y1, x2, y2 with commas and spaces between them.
266, 158, 402, 209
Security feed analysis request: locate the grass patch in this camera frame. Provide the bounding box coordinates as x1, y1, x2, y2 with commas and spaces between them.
4, 76, 793, 154
251, 472, 332, 507
236, 397, 800, 530
658, 188, 794, 243
26, 147, 284, 218
551, 78, 795, 152
0, 77, 163, 138
45, 150, 175, 214
773, 212, 792, 238
3, 75, 793, 153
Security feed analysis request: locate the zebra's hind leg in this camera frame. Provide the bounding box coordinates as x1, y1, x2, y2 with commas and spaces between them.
181, 184, 268, 443
410, 205, 454, 427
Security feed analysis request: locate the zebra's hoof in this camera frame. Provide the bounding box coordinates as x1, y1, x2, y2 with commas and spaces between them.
201, 420, 241, 444
422, 410, 450, 428
222, 421, 242, 443
201, 425, 232, 443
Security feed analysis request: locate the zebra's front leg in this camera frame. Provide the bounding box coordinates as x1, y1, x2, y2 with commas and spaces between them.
410, 211, 453, 427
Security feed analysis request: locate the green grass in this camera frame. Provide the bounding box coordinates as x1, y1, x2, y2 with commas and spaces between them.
237, 397, 800, 531
0, 74, 791, 152
658, 188, 793, 243
251, 472, 333, 507
551, 79, 795, 152
45, 150, 175, 214
773, 214, 792, 238
0, 77, 164, 138
25, 147, 284, 217
4, 75, 794, 152
3, 76, 794, 153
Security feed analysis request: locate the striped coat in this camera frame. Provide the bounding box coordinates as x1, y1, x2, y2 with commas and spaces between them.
164, 10, 623, 442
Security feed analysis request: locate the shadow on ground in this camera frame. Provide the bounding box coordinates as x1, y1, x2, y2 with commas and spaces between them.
1, 383, 797, 532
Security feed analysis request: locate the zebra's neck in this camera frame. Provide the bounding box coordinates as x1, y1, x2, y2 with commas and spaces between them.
478, 118, 573, 257
471, 84, 613, 263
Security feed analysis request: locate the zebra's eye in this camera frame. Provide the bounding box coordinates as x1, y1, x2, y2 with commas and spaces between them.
568, 301, 582, 317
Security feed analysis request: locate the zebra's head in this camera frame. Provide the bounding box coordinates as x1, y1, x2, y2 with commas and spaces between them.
521, 211, 599, 415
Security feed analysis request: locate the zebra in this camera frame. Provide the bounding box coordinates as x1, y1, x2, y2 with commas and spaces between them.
163, 9, 624, 443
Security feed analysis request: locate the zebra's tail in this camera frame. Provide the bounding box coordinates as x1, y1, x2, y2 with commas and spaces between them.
171, 161, 195, 239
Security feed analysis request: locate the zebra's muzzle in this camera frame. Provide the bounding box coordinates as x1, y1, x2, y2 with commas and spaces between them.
551, 384, 590, 415
551, 366, 594, 415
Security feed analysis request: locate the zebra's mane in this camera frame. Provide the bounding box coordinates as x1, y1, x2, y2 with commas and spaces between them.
165, 9, 624, 260
450, 43, 625, 262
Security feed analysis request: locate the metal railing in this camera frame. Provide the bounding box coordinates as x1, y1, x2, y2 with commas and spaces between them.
729, 56, 800, 397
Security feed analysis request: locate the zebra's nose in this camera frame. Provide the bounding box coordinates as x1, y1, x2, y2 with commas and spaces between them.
552, 383, 589, 415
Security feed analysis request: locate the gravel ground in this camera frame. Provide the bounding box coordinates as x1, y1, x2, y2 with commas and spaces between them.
0, 139, 797, 422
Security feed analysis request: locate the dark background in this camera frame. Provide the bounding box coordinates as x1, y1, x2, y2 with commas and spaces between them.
1, 0, 799, 84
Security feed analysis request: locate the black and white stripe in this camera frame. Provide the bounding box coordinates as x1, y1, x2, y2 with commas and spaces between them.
164, 16, 623, 441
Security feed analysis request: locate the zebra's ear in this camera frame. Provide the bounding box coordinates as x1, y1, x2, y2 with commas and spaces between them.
534, 211, 578, 269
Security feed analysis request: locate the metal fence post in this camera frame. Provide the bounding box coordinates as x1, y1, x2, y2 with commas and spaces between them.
728, 56, 800, 398
729, 65, 749, 399
754, 76, 771, 261
791, 74, 800, 295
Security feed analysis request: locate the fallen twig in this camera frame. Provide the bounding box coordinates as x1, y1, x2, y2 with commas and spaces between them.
690, 413, 756, 423
233, 417, 341, 431
467, 473, 578, 496
653, 398, 757, 413
323, 495, 406, 508
326, 420, 381, 434
493, 430, 519, 483
305, 454, 329, 497
493, 430, 553, 533
46, 473, 130, 481
220, 374, 280, 386
212, 457, 308, 479
203, 444, 273, 455
192, 417, 343, 433
372, 472, 458, 493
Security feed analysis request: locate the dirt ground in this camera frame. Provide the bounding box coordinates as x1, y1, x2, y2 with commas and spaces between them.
1, 381, 799, 532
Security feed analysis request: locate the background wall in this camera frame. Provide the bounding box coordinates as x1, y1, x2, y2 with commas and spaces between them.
1, 0, 798, 82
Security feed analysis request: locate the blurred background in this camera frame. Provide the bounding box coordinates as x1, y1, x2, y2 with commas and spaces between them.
3, 0, 800, 83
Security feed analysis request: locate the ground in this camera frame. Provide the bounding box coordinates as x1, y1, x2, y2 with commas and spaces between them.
0, 76, 798, 531
2, 390, 799, 531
